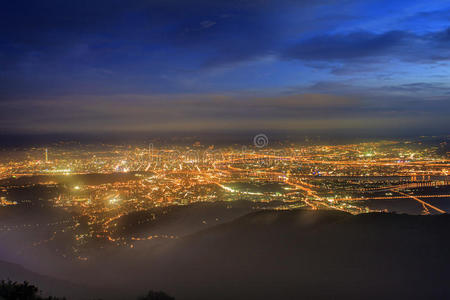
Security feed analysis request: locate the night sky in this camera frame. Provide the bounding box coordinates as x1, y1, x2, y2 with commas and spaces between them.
1, 0, 449, 135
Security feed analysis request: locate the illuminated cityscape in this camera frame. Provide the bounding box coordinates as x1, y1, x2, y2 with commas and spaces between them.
0, 137, 448, 263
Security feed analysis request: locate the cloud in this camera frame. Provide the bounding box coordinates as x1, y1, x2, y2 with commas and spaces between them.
0, 90, 448, 135
284, 31, 408, 61
0, 0, 450, 137
200, 20, 217, 29
282, 27, 450, 66
434, 27, 450, 43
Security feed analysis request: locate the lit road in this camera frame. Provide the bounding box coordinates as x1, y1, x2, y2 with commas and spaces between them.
391, 189, 446, 214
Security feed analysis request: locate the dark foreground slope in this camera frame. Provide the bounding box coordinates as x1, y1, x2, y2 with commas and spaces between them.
0, 260, 94, 299
2, 209, 449, 300
122, 210, 450, 300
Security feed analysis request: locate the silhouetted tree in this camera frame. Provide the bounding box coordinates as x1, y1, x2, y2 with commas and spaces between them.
0, 280, 65, 300
137, 290, 175, 300
1, 279, 174, 300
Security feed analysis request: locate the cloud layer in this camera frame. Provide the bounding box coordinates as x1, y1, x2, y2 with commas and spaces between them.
0, 0, 449, 135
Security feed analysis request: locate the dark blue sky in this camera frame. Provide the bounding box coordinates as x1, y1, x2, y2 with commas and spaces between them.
0, 0, 449, 135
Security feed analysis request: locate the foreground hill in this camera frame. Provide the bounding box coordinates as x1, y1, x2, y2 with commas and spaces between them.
0, 260, 92, 299
1, 209, 449, 299
115, 209, 449, 300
